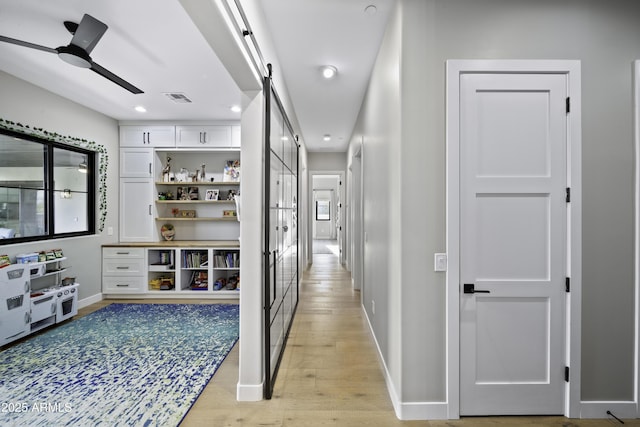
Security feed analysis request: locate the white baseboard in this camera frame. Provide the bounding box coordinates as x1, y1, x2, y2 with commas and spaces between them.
580, 401, 638, 419
236, 382, 263, 401
361, 305, 448, 420
79, 293, 102, 309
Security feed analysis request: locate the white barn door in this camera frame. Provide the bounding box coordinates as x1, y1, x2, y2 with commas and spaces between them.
459, 72, 568, 415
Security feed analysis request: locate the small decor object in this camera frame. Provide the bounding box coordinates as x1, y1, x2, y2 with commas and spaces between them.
223, 160, 240, 182
171, 208, 180, 217
200, 164, 206, 181
180, 210, 196, 218
0, 254, 10, 269
223, 210, 237, 218
188, 187, 199, 200
226, 189, 237, 200
205, 189, 219, 201
161, 224, 175, 241
162, 156, 172, 182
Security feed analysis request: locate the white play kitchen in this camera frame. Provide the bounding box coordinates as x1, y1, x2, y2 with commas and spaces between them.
0, 250, 78, 346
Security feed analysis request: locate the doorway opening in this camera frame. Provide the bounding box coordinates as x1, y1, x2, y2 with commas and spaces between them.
309, 172, 344, 263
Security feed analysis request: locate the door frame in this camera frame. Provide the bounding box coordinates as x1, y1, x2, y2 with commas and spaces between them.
445, 60, 582, 418
308, 171, 345, 265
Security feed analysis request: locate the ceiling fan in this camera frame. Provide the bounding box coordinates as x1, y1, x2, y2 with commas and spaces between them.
0, 13, 143, 94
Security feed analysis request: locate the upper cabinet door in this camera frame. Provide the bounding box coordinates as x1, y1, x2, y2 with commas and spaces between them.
175, 126, 233, 148
120, 126, 175, 147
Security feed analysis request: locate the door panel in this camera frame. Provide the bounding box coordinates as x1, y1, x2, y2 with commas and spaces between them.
460, 72, 567, 415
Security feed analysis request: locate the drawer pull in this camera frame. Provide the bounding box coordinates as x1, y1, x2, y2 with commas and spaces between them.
33, 296, 54, 305
116, 284, 130, 287
116, 251, 130, 255
116, 266, 130, 270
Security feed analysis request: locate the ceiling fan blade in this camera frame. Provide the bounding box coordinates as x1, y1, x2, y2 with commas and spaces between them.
71, 14, 108, 54
0, 35, 57, 54
90, 62, 143, 94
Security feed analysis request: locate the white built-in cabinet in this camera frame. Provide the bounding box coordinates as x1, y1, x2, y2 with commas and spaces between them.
113, 122, 241, 299
120, 148, 153, 178
119, 178, 154, 242
176, 125, 233, 148
119, 125, 175, 147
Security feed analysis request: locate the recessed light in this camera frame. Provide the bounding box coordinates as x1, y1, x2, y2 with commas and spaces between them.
134, 105, 147, 113
230, 105, 242, 113
321, 65, 337, 79
323, 134, 331, 142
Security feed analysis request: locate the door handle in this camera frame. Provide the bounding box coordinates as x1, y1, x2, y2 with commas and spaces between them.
463, 283, 490, 294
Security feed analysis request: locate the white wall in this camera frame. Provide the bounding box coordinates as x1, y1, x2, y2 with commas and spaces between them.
0, 70, 119, 304
349, 0, 640, 415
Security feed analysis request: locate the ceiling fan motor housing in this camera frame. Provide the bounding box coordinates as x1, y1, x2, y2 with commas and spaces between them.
57, 44, 92, 68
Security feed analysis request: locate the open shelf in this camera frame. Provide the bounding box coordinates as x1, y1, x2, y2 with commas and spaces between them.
155, 217, 237, 221
155, 181, 240, 186
156, 200, 234, 204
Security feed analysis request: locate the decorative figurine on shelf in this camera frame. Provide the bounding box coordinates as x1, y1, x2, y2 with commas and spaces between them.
227, 189, 237, 200
191, 170, 199, 182
162, 156, 171, 182
200, 164, 206, 181
160, 224, 175, 241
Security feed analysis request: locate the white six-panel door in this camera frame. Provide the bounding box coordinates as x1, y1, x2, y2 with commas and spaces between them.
459, 72, 568, 415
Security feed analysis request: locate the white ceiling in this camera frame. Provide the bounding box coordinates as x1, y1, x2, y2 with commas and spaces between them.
0, 0, 393, 152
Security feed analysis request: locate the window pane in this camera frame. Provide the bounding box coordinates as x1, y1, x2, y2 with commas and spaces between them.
316, 200, 330, 221
0, 136, 46, 238
53, 148, 90, 234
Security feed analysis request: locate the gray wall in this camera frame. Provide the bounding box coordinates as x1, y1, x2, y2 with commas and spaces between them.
0, 71, 119, 303
350, 0, 639, 405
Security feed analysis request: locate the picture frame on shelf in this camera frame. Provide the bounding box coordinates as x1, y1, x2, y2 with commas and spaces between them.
187, 187, 199, 200
205, 189, 219, 201
177, 187, 188, 200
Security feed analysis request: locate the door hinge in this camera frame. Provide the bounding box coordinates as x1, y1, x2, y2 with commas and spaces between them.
565, 366, 570, 382
565, 277, 570, 292
566, 187, 571, 203
566, 97, 570, 114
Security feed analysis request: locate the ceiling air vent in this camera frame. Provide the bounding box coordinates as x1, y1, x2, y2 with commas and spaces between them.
164, 92, 192, 104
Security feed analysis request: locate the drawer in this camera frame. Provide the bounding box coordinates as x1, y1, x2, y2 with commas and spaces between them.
103, 258, 145, 275
103, 247, 144, 259
102, 276, 145, 293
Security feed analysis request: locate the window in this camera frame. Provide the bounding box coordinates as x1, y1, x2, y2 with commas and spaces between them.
0, 128, 96, 244
316, 200, 330, 221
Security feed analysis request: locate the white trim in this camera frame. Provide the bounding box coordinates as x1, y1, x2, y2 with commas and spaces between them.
445, 59, 582, 418
362, 305, 448, 420
78, 293, 102, 309
236, 383, 264, 401
580, 401, 637, 419
633, 60, 640, 419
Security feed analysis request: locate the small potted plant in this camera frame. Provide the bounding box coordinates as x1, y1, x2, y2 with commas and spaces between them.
171, 208, 180, 217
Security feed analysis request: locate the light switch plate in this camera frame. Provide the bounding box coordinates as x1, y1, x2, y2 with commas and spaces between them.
434, 253, 447, 272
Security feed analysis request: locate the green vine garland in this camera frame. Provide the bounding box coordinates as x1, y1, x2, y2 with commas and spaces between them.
0, 118, 109, 232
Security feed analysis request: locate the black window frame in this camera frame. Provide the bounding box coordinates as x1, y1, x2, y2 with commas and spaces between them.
0, 127, 96, 245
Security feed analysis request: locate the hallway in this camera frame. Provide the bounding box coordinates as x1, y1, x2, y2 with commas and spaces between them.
182, 253, 424, 426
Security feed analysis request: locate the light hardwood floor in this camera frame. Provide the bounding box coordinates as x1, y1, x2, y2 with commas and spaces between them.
79, 254, 638, 426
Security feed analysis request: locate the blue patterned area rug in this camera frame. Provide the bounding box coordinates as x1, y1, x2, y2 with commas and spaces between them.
0, 303, 239, 426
